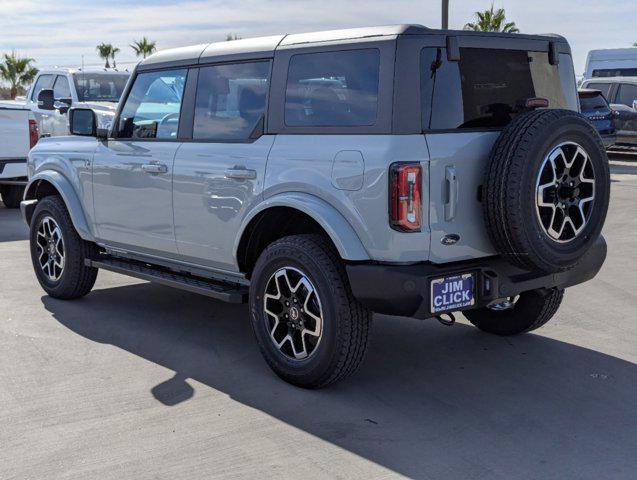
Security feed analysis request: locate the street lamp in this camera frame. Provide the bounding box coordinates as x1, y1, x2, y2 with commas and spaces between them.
442, 0, 449, 29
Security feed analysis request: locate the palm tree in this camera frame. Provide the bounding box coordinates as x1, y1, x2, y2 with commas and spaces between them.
96, 43, 114, 68
464, 4, 519, 33
110, 46, 120, 68
0, 52, 38, 99
131, 37, 156, 59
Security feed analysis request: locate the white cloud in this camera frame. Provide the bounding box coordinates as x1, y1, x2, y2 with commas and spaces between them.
0, 0, 634, 75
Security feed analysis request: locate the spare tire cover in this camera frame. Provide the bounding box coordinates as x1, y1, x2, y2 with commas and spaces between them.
483, 109, 610, 273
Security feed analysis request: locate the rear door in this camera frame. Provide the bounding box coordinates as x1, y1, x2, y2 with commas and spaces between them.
172, 61, 273, 271
420, 41, 578, 263
28, 74, 56, 137
92, 68, 188, 255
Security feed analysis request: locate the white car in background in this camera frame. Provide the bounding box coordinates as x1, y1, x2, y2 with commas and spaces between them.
0, 106, 38, 208
584, 48, 637, 80
0, 67, 130, 138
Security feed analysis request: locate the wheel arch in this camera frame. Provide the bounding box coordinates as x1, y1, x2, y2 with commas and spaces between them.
235, 193, 370, 276
23, 172, 94, 241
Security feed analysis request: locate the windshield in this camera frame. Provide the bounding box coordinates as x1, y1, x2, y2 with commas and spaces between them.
72, 73, 130, 102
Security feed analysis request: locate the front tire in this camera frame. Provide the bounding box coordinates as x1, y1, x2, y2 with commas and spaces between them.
463, 288, 564, 336
1, 185, 24, 209
249, 234, 371, 388
30, 196, 98, 299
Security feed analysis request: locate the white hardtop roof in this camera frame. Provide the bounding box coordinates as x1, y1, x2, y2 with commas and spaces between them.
37, 67, 131, 76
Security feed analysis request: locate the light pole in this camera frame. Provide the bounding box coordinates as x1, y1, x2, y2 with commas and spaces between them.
442, 0, 449, 29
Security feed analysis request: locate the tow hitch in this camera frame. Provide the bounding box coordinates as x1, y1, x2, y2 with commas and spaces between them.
436, 312, 456, 326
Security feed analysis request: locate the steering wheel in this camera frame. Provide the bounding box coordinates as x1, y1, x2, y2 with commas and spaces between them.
157, 112, 181, 138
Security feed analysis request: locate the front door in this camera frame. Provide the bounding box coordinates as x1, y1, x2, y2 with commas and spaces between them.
172, 61, 272, 271
92, 68, 188, 256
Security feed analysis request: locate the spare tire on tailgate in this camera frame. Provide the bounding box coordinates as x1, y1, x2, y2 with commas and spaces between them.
483, 109, 610, 273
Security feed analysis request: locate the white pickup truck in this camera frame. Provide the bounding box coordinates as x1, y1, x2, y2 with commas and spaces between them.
8, 67, 131, 136
0, 67, 130, 207
0, 106, 37, 208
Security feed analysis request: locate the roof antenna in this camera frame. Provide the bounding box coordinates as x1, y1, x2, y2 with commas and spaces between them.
442, 0, 449, 29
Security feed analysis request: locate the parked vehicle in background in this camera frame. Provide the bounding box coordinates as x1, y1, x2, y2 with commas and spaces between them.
578, 89, 616, 147
21, 26, 610, 388
0, 67, 130, 137
584, 48, 637, 80
0, 106, 38, 208
582, 77, 637, 149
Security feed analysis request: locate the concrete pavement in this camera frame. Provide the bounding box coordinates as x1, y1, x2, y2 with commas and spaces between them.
0, 157, 635, 479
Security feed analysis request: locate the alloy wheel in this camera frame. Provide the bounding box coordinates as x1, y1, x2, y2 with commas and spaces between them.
263, 267, 323, 360
536, 142, 596, 243
36, 216, 65, 282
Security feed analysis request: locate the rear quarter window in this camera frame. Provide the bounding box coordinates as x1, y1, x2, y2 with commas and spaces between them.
284, 49, 380, 127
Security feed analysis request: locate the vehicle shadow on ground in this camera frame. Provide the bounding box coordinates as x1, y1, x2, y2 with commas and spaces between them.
42, 282, 636, 479
0, 205, 28, 242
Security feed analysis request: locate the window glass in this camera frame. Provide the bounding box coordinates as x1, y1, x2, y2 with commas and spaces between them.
194, 62, 269, 140
285, 49, 380, 127
579, 92, 609, 111
428, 48, 577, 129
592, 68, 637, 78
585, 82, 612, 100
72, 73, 130, 102
53, 76, 71, 98
116, 69, 187, 139
31, 74, 54, 101
617, 84, 637, 107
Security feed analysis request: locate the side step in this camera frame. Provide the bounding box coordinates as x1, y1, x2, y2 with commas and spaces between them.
86, 257, 248, 303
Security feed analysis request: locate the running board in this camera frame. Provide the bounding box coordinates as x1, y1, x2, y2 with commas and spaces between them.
85, 257, 248, 303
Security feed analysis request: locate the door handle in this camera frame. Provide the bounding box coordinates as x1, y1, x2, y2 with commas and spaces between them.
444, 165, 458, 221
142, 163, 168, 174
225, 167, 257, 180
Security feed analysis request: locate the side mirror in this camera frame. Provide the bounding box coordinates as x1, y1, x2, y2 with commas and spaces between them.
69, 108, 98, 136
37, 89, 55, 110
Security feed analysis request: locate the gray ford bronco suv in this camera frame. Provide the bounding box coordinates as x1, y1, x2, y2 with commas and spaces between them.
21, 25, 610, 388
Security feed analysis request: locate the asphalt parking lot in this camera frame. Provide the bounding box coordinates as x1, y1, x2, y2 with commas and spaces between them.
1, 155, 635, 480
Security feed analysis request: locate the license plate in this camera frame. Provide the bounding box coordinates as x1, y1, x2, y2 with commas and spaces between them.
430, 273, 475, 314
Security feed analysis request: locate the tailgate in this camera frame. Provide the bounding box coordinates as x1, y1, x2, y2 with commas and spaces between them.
426, 131, 498, 263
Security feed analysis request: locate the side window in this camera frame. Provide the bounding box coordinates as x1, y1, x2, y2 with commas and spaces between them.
31, 74, 54, 101
585, 82, 612, 100
116, 69, 187, 139
284, 49, 380, 127
193, 62, 269, 140
616, 84, 637, 107
53, 76, 71, 99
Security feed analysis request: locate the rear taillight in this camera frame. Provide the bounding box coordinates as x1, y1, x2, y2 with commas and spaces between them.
389, 163, 422, 232
29, 119, 39, 149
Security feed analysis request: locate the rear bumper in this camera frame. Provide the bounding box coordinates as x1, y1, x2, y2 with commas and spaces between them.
346, 235, 607, 319
601, 134, 616, 148
0, 158, 27, 184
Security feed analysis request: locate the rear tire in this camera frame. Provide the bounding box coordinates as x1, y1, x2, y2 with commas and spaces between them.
1, 185, 24, 209
29, 195, 98, 299
463, 288, 564, 336
249, 234, 372, 388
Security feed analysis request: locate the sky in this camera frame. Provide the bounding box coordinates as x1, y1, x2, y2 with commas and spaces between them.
0, 0, 634, 77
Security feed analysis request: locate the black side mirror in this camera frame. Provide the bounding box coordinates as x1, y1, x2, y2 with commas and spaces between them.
69, 108, 98, 136
37, 89, 55, 110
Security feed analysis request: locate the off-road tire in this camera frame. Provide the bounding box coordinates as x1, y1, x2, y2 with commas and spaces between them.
249, 234, 372, 389
30, 195, 98, 299
0, 185, 24, 209
484, 109, 610, 273
464, 288, 564, 336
